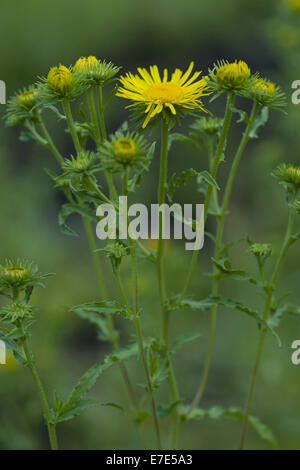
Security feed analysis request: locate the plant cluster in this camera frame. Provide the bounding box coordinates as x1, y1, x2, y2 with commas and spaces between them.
2, 55, 299, 450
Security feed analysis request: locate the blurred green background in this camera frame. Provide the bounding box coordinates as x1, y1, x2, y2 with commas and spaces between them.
0, 0, 300, 450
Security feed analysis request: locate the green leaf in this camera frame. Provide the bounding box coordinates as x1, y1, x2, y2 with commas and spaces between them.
0, 331, 27, 366
212, 257, 255, 282
249, 107, 269, 139
181, 405, 279, 449
270, 303, 300, 328
168, 133, 200, 151
157, 401, 181, 419
54, 399, 100, 423
101, 402, 124, 411
174, 296, 280, 344
105, 342, 139, 364
58, 203, 97, 236
170, 333, 202, 355
167, 168, 219, 202
51, 344, 138, 424
151, 356, 169, 390
231, 106, 249, 124
71, 300, 134, 321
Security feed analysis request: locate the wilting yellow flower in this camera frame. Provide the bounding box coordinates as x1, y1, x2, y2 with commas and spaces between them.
216, 60, 250, 85
113, 138, 138, 163
47, 65, 73, 94
253, 79, 276, 96
73, 56, 99, 73
285, 0, 300, 10
18, 89, 37, 109
117, 62, 209, 128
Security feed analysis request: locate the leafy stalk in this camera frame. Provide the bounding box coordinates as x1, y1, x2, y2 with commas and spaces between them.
179, 92, 236, 301
156, 119, 181, 449
239, 200, 296, 449
19, 324, 58, 450
187, 101, 260, 414
122, 167, 162, 449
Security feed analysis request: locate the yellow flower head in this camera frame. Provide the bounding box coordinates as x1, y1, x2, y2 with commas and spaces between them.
116, 62, 209, 128
18, 89, 37, 109
216, 60, 250, 85
113, 138, 138, 163
253, 79, 276, 96
73, 56, 99, 73
47, 65, 73, 94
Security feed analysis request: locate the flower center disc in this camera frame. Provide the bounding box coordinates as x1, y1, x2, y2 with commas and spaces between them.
147, 83, 183, 103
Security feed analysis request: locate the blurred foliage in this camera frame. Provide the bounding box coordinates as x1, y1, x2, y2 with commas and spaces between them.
0, 0, 300, 450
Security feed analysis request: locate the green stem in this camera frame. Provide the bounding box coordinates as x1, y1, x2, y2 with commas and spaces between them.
156, 119, 181, 449
97, 86, 107, 141
96, 85, 117, 199
239, 202, 296, 450
121, 168, 161, 449
61, 105, 137, 413
87, 88, 101, 146
157, 119, 169, 342
83, 215, 138, 410
35, 113, 64, 165
114, 267, 162, 450
179, 92, 235, 301
187, 101, 259, 415
21, 330, 58, 450
63, 100, 81, 154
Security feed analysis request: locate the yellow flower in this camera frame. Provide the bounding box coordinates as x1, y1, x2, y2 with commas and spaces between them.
116, 62, 209, 128
73, 56, 99, 73
216, 60, 250, 85
253, 79, 276, 96
18, 89, 37, 109
47, 65, 73, 94
113, 138, 138, 163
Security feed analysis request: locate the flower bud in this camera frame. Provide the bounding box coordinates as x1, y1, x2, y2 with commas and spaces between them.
73, 56, 99, 73
113, 138, 138, 164
253, 79, 276, 96
18, 89, 37, 109
47, 65, 73, 94
216, 60, 250, 85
